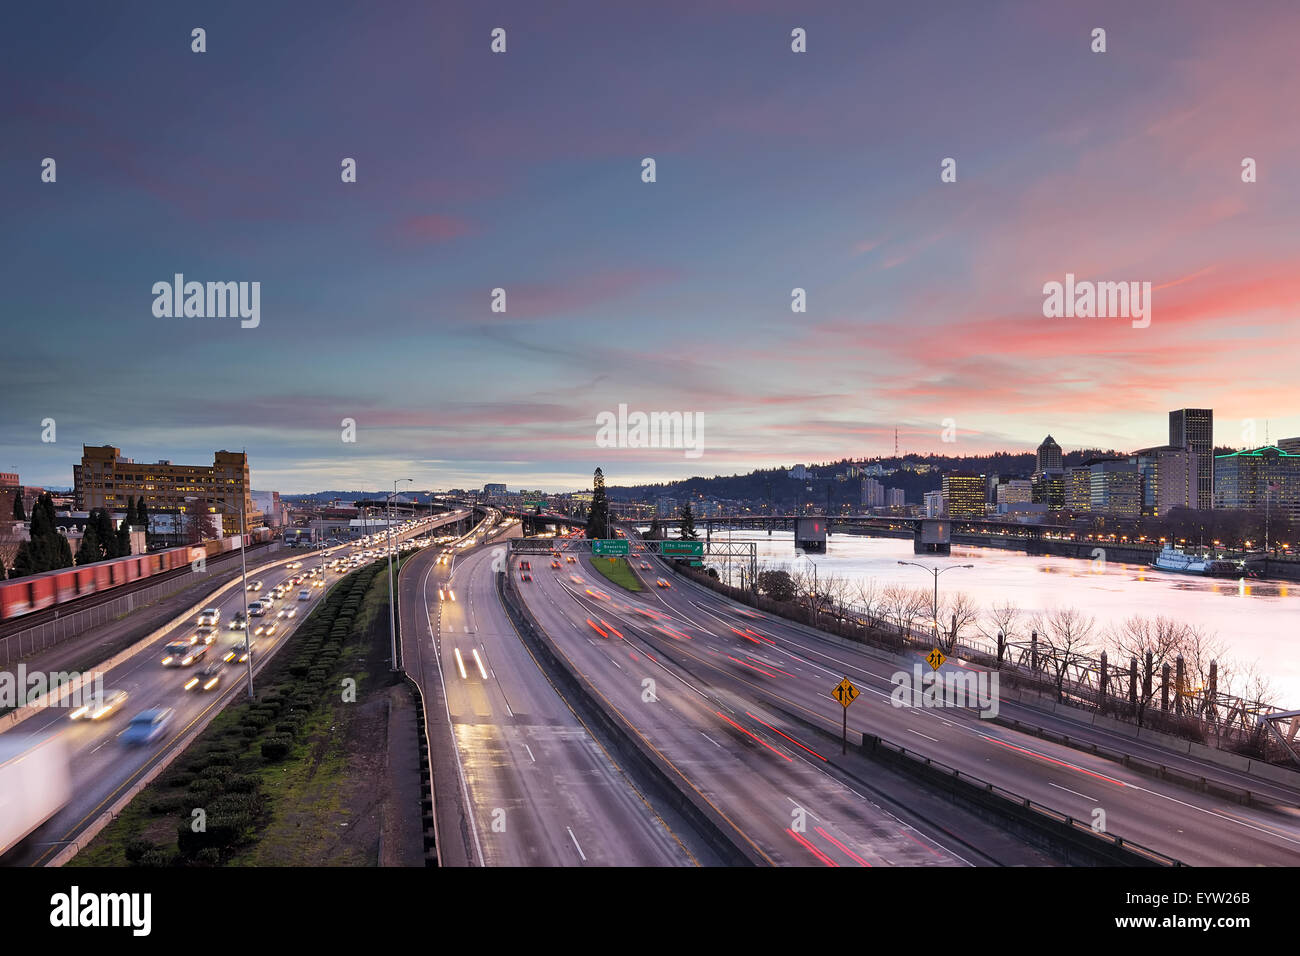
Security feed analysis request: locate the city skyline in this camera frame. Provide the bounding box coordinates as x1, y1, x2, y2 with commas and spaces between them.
4, 0, 1299, 491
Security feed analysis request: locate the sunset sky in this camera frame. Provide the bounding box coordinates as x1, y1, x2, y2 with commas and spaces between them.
3, 0, 1298, 492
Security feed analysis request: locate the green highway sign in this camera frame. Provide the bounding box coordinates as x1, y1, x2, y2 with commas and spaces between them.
661, 540, 704, 557
525, 501, 546, 507
593, 539, 629, 556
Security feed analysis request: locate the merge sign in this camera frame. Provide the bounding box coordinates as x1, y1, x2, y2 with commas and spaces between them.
831, 678, 859, 708
661, 540, 704, 557
592, 539, 629, 557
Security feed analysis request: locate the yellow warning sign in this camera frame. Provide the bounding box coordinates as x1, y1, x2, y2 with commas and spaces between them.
925, 648, 947, 671
831, 677, 859, 708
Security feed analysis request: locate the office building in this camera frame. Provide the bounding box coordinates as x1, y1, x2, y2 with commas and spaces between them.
75, 445, 258, 537
1169, 408, 1214, 510
886, 487, 906, 508
861, 478, 885, 508
1087, 458, 1141, 518
1065, 467, 1091, 513
923, 490, 945, 517
995, 479, 1033, 507
941, 473, 986, 519
1130, 446, 1197, 517
1035, 435, 1063, 474
1214, 446, 1300, 524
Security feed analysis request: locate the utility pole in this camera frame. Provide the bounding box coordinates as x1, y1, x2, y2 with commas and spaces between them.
388, 478, 413, 672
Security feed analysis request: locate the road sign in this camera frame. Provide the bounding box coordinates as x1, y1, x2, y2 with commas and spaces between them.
592, 539, 629, 557
525, 500, 545, 508
925, 648, 947, 671
831, 677, 859, 708
831, 677, 859, 755
661, 540, 704, 556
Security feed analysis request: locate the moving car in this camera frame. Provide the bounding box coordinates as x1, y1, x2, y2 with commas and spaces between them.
254, 622, 278, 637
298, 589, 312, 601
162, 640, 207, 667
230, 612, 248, 630
246, 581, 263, 592
249, 601, 267, 617
69, 688, 129, 721
520, 571, 532, 582
224, 640, 256, 664
184, 659, 225, 692
656, 579, 671, 589
566, 555, 576, 563
197, 607, 220, 626
195, 625, 218, 645
550, 560, 560, 569
123, 708, 174, 745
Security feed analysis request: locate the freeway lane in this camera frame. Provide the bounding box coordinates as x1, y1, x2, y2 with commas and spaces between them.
579, 545, 1300, 866
1, 514, 457, 867
518, 550, 972, 867
400, 516, 697, 866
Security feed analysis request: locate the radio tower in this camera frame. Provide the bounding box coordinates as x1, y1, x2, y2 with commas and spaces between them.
894, 428, 899, 458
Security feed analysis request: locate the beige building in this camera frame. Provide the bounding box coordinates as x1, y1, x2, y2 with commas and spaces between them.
75, 445, 259, 537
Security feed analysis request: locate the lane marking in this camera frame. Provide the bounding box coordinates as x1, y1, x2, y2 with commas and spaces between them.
567, 826, 587, 862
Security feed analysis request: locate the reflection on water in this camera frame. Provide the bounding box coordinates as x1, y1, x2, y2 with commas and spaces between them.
708, 529, 1300, 706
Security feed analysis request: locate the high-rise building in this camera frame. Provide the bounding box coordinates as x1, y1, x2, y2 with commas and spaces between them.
941, 473, 986, 519
1087, 458, 1141, 517
1279, 437, 1300, 456
1130, 446, 1197, 517
1169, 408, 1214, 510
995, 479, 1033, 507
76, 445, 258, 537
1065, 466, 1091, 513
1036, 435, 1063, 474
861, 478, 885, 508
886, 487, 906, 508
1214, 446, 1300, 524
923, 490, 945, 517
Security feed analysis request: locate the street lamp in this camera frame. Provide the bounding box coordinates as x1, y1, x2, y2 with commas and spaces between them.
897, 560, 973, 643
387, 478, 413, 672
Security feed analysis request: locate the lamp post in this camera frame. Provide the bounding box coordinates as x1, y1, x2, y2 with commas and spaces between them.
897, 560, 973, 644
388, 478, 413, 672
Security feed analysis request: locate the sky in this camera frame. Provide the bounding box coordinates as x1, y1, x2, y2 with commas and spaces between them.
3, 0, 1298, 493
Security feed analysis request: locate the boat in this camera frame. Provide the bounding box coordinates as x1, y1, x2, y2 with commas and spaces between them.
1151, 546, 1246, 577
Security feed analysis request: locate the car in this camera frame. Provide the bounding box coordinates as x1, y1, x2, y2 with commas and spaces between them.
184, 660, 225, 692
569, 574, 584, 585
287, 562, 301, 570
254, 621, 277, 636
290, 575, 304, 585
656, 578, 671, 589
123, 707, 174, 745
247, 581, 263, 592
566, 555, 576, 563
281, 607, 297, 618
197, 607, 220, 626
640, 562, 651, 570
195, 626, 218, 645
298, 589, 312, 601
230, 613, 248, 630
224, 640, 256, 664
550, 560, 560, 569
162, 640, 207, 667
520, 560, 531, 571
520, 571, 532, 582
70, 688, 129, 721
248, 602, 265, 617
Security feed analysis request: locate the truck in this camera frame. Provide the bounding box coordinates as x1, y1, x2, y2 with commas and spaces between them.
0, 734, 72, 856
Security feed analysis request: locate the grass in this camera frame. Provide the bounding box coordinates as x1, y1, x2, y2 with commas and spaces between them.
590, 556, 644, 592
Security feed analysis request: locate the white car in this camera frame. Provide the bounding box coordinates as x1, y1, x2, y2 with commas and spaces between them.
70, 688, 129, 721
197, 607, 220, 626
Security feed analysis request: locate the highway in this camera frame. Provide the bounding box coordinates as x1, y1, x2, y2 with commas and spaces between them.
399, 513, 701, 865
515, 540, 977, 866
514, 537, 1300, 866
1, 512, 466, 867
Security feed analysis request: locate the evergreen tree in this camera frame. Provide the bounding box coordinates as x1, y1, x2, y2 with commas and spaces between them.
0, 556, 5, 580
10, 541, 34, 578
680, 501, 697, 540
77, 526, 101, 566
585, 467, 610, 539
54, 532, 73, 569
11, 493, 24, 521
647, 516, 662, 540
115, 516, 132, 556
136, 496, 149, 529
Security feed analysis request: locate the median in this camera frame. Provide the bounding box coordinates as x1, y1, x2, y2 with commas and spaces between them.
589, 556, 644, 592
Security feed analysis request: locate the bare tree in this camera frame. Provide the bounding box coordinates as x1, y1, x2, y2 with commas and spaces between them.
939, 591, 980, 653
1036, 607, 1097, 702
979, 600, 1021, 667
881, 585, 929, 642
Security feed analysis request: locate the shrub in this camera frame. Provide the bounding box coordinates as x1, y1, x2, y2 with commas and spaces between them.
261, 736, 292, 761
